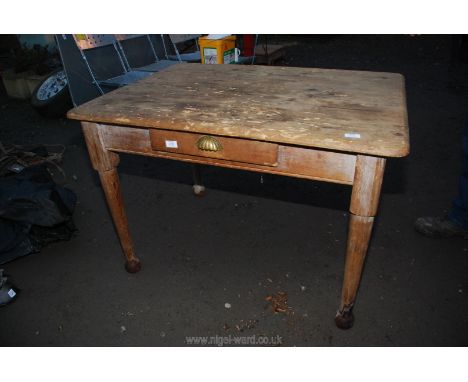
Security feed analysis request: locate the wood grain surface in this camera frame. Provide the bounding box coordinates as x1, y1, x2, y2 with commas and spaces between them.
99, 124, 357, 184
68, 64, 409, 157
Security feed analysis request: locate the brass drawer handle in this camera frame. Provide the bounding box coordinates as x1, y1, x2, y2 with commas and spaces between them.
196, 135, 223, 152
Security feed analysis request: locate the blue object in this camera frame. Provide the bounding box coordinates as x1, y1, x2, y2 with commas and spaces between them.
449, 120, 468, 228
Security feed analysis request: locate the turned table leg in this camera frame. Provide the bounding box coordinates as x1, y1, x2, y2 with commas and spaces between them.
192, 164, 206, 196
335, 155, 386, 329
81, 122, 141, 273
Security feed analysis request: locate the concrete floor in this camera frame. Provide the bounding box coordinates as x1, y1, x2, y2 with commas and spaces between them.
1, 35, 468, 346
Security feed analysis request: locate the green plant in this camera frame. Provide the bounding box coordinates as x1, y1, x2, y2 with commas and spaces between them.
12, 43, 53, 74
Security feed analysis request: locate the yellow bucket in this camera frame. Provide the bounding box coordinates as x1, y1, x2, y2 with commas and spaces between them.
198, 35, 236, 64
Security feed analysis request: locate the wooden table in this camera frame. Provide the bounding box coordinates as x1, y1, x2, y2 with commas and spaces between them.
68, 63, 409, 329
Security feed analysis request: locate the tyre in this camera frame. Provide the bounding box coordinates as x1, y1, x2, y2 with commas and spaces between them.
31, 68, 72, 117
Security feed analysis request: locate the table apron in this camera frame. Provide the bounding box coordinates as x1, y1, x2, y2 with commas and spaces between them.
98, 123, 357, 185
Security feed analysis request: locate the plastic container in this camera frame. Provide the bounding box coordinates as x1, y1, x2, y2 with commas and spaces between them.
198, 35, 236, 64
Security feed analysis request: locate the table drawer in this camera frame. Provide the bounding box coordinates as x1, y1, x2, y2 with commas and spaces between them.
149, 130, 279, 167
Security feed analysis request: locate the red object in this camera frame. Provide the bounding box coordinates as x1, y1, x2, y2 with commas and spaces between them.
242, 35, 255, 57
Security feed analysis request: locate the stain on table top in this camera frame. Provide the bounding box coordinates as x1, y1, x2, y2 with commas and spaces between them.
68, 63, 409, 157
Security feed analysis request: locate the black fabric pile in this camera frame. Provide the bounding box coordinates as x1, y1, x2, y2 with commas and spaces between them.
0, 164, 77, 264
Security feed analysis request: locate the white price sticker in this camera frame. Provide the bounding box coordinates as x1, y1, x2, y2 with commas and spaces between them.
165, 140, 178, 149
344, 133, 361, 139
7, 289, 16, 298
